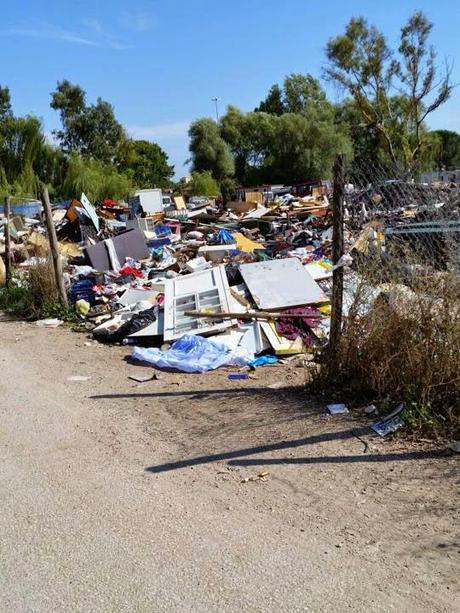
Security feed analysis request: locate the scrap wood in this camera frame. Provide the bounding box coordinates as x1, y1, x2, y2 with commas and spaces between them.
229, 288, 251, 307
184, 309, 326, 320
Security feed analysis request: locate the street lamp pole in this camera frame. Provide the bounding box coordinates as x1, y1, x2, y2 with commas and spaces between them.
211, 97, 219, 122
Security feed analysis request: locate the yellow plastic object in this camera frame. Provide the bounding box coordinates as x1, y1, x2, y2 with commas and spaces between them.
233, 232, 263, 253
75, 299, 91, 316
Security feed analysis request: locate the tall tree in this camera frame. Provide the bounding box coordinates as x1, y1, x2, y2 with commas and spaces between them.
430, 130, 460, 169
188, 118, 234, 181
325, 11, 453, 173
50, 80, 125, 164
256, 74, 334, 120
117, 139, 174, 188
189, 171, 220, 198
219, 105, 351, 185
0, 85, 45, 198
254, 84, 284, 115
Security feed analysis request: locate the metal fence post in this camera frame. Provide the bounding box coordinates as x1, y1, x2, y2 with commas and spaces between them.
329, 154, 345, 358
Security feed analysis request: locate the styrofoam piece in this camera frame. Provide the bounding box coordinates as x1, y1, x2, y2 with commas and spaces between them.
185, 256, 211, 273
117, 288, 159, 307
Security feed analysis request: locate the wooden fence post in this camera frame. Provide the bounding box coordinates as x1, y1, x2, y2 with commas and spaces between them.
329, 154, 345, 357
40, 187, 68, 308
3, 196, 11, 288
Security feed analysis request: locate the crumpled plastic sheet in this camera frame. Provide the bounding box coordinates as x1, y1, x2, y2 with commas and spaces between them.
216, 228, 235, 245
248, 355, 278, 367
132, 334, 251, 373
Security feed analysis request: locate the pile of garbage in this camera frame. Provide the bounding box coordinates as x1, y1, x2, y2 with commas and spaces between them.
1, 187, 336, 372
2, 178, 457, 372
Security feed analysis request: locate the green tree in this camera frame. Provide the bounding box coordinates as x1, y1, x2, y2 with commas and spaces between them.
0, 85, 13, 121
188, 118, 234, 180
325, 11, 453, 173
256, 74, 334, 119
334, 99, 380, 165
219, 104, 350, 185
0, 111, 45, 198
189, 171, 220, 198
254, 84, 284, 115
117, 139, 174, 188
220, 106, 275, 184
267, 113, 351, 183
283, 74, 333, 119
51, 80, 125, 164
60, 155, 133, 202
430, 130, 460, 169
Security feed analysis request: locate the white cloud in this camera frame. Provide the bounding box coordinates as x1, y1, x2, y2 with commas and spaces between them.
3, 21, 131, 50
128, 121, 190, 140
82, 18, 103, 34
118, 10, 155, 33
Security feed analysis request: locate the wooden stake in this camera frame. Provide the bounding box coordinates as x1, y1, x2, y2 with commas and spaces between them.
40, 187, 68, 307
329, 154, 345, 356
184, 310, 326, 321
3, 196, 11, 288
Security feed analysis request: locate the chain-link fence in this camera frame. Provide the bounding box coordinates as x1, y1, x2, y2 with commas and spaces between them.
324, 157, 460, 434
345, 160, 460, 273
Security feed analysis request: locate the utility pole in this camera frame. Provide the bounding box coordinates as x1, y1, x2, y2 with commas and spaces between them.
40, 186, 68, 308
3, 195, 11, 288
211, 97, 219, 122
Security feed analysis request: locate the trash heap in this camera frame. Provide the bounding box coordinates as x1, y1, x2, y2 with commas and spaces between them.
1, 188, 336, 371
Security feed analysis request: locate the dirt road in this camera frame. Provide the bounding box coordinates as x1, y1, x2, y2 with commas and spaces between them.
0, 320, 458, 612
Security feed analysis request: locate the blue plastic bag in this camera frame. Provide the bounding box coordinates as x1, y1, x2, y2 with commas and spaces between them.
248, 355, 278, 367
132, 334, 250, 373
216, 229, 235, 245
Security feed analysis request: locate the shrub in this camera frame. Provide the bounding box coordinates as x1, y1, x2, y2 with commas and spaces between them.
311, 268, 460, 438
0, 261, 74, 321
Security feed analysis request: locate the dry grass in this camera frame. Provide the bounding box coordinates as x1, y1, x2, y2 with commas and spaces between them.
0, 260, 71, 320
28, 260, 60, 317
312, 253, 460, 438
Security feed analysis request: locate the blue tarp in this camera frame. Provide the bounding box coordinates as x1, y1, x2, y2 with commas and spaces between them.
132, 334, 250, 373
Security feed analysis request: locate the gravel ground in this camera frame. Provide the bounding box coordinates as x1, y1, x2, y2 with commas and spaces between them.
0, 319, 458, 612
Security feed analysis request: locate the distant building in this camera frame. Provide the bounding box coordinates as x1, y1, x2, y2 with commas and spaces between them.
420, 170, 460, 184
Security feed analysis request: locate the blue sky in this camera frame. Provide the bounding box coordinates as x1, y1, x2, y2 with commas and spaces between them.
1, 0, 459, 177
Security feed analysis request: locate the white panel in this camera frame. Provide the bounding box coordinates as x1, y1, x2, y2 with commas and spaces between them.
240, 258, 327, 310
163, 265, 235, 341
80, 193, 100, 231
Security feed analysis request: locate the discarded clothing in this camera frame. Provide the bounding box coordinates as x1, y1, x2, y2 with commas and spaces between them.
119, 265, 143, 278
276, 307, 321, 346
132, 334, 250, 373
